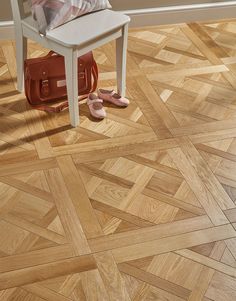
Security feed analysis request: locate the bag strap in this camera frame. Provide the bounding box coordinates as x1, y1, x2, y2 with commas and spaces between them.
32, 94, 89, 113
32, 101, 70, 113
91, 60, 98, 93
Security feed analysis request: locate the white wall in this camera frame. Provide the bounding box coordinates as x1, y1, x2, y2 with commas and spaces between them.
1, 0, 236, 39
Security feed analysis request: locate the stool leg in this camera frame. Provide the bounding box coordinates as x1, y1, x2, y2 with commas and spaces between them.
16, 35, 27, 92
65, 49, 79, 127
116, 24, 129, 97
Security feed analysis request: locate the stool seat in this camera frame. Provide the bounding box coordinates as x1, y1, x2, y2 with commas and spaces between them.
48, 10, 130, 47
23, 9, 130, 47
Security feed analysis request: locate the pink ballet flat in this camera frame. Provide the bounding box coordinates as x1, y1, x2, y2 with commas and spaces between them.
87, 93, 106, 119
98, 89, 130, 107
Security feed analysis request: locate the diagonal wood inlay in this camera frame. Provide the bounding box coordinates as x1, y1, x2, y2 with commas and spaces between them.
1, 20, 236, 300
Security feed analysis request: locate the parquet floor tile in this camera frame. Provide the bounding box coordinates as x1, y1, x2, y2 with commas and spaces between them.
1, 19, 236, 300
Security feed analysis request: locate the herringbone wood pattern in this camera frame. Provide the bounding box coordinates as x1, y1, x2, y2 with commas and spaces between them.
1, 19, 236, 300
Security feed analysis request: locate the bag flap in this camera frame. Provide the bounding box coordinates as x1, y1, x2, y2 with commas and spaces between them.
25, 51, 94, 81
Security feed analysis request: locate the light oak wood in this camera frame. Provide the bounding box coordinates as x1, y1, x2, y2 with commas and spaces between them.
0, 255, 96, 290
45, 168, 91, 256
1, 19, 236, 300
112, 225, 236, 263
57, 156, 103, 239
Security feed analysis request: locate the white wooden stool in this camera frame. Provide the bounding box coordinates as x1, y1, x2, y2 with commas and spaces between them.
11, 0, 130, 127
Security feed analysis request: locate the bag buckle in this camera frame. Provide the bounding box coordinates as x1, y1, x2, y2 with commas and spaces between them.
79, 73, 85, 79
41, 79, 49, 97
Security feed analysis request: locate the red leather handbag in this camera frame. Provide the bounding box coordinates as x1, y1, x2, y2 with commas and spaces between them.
24, 51, 98, 112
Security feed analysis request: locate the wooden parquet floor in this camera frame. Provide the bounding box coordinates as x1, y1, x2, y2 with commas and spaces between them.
1, 19, 236, 300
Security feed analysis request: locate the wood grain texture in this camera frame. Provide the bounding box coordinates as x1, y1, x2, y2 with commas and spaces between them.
1, 20, 236, 300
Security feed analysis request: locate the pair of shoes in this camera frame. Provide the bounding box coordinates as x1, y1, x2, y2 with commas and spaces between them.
87, 89, 129, 119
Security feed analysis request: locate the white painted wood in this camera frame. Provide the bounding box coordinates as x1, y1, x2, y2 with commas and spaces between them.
10, 1, 130, 127
16, 36, 27, 92
46, 10, 130, 47
10, 0, 27, 91
116, 23, 129, 97
0, 21, 14, 40
65, 49, 79, 127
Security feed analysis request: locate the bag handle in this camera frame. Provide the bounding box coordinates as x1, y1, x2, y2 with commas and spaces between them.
46, 51, 59, 58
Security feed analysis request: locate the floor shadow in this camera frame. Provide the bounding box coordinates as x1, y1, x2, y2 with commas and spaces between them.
0, 77, 17, 85
0, 124, 72, 153
0, 90, 20, 99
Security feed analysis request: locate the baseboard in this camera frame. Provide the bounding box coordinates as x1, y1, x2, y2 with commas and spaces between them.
0, 21, 14, 40
120, 1, 236, 27
1, 2, 236, 40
